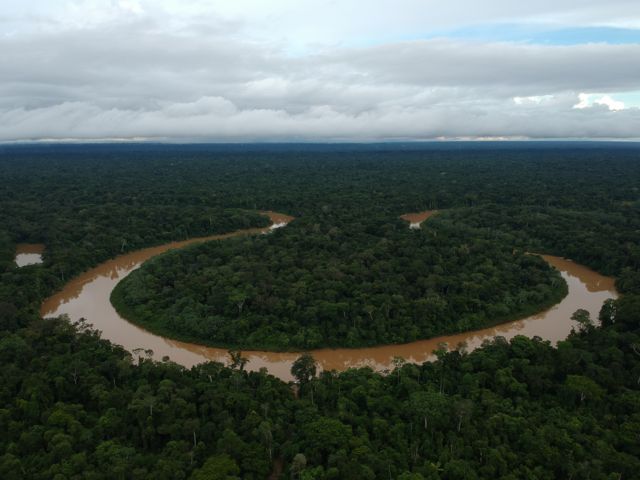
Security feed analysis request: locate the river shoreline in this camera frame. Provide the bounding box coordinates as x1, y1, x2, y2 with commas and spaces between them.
110, 272, 569, 353
41, 212, 618, 382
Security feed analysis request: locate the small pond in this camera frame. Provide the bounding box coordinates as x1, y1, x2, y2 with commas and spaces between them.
15, 244, 45, 267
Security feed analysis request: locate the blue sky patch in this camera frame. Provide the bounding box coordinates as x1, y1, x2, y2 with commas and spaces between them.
437, 25, 640, 45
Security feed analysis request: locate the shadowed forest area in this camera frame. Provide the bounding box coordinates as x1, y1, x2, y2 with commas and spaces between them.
1, 143, 640, 479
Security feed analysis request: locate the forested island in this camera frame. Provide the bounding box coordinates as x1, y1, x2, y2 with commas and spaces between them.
1, 143, 639, 479
111, 211, 566, 350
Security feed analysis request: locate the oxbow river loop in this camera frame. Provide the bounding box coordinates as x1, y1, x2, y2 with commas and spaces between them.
41, 211, 618, 382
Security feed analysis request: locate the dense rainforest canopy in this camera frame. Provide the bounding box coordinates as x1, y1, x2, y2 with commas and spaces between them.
1, 143, 639, 479
112, 213, 565, 350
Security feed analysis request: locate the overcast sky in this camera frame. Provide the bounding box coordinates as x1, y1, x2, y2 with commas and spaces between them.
2, 0, 640, 142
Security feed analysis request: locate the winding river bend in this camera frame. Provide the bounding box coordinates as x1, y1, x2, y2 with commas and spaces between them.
41, 211, 617, 382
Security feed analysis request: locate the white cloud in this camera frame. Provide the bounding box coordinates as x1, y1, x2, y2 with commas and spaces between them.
513, 96, 554, 105
574, 93, 592, 109
2, 91, 639, 142
574, 93, 626, 111
595, 95, 626, 111
1, 1, 640, 141
119, 1, 144, 15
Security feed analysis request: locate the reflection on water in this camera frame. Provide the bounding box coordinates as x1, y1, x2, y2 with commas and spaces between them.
15, 244, 45, 267
42, 211, 617, 382
400, 210, 438, 229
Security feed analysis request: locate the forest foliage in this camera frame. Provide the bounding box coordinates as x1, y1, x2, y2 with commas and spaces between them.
112, 213, 566, 349
0, 143, 639, 479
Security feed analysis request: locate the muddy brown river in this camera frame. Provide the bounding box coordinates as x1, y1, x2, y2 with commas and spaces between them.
400, 210, 438, 229
41, 211, 618, 382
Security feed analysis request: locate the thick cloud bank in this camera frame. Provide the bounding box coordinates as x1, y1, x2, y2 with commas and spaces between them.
2, 1, 640, 141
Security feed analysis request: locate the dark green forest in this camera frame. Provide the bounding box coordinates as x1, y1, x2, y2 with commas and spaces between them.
1, 143, 640, 479
112, 213, 565, 350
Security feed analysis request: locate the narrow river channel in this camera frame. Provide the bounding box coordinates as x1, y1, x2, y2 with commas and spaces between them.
41, 211, 617, 382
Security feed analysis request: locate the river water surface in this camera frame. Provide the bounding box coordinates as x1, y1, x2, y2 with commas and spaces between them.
41, 212, 617, 382
15, 243, 45, 267
400, 210, 438, 229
